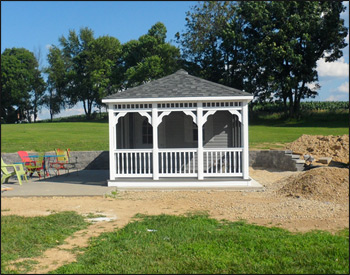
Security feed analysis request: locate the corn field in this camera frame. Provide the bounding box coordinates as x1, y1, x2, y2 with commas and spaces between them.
250, 101, 349, 113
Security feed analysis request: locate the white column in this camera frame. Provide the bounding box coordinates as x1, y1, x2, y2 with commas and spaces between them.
242, 102, 249, 180
152, 104, 159, 180
108, 105, 116, 180
197, 103, 204, 180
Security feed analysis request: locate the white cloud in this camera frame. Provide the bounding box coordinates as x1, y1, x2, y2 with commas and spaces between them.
317, 57, 349, 77
346, 33, 349, 44
45, 44, 52, 50
306, 82, 318, 91
336, 81, 349, 93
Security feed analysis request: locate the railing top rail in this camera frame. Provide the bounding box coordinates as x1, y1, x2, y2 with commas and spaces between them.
114, 149, 153, 152
203, 148, 243, 152
159, 148, 197, 152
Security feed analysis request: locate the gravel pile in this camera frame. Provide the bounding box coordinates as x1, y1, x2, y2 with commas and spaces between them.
277, 167, 349, 203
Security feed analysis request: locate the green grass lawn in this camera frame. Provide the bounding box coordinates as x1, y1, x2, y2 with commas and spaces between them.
1, 211, 89, 274
51, 213, 349, 274
1, 110, 348, 153
1, 122, 109, 153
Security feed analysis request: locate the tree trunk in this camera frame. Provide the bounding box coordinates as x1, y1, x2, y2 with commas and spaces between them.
288, 90, 294, 118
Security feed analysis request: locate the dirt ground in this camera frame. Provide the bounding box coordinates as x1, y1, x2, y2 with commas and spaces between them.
1, 134, 349, 274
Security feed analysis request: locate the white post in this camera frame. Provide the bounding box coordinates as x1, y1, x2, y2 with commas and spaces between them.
242, 102, 249, 180
108, 105, 116, 180
197, 102, 204, 180
152, 104, 159, 180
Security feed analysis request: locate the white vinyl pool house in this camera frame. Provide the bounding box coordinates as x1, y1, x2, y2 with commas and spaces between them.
102, 69, 254, 189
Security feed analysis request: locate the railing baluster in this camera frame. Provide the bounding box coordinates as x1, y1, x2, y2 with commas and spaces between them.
229, 152, 231, 173
175, 152, 178, 173
239, 151, 241, 173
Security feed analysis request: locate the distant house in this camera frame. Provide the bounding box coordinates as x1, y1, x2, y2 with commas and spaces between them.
102, 69, 254, 188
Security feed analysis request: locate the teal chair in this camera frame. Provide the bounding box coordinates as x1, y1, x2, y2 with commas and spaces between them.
1, 157, 28, 185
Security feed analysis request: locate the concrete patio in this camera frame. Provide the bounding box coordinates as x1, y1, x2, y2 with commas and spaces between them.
1, 170, 117, 197
1, 169, 264, 197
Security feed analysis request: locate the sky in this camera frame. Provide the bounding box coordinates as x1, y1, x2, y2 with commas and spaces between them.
1, 1, 349, 120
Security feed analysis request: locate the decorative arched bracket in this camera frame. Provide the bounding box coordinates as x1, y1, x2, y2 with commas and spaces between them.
183, 110, 197, 125
155, 111, 171, 127
228, 110, 242, 123
114, 112, 127, 124
201, 110, 217, 126
138, 111, 152, 125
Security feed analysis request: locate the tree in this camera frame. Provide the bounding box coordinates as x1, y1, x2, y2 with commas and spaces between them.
1, 48, 45, 123
177, 1, 348, 117
122, 22, 181, 88
238, 1, 348, 117
176, 1, 243, 86
32, 46, 47, 122
87, 35, 123, 111
49, 27, 123, 119
44, 45, 69, 121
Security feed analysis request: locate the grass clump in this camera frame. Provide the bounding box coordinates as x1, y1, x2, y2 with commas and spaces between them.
51, 213, 349, 274
1, 211, 88, 274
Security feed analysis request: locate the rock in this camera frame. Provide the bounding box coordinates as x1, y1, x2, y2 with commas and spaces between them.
318, 157, 332, 164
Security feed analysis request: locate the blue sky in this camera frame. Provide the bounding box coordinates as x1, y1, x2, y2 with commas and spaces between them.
1, 1, 349, 120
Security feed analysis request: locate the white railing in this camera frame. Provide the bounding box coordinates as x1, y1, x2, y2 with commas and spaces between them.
203, 148, 243, 177
159, 149, 197, 177
114, 148, 243, 178
115, 149, 153, 177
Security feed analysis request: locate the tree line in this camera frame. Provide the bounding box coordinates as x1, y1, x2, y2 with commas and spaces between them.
1, 1, 348, 123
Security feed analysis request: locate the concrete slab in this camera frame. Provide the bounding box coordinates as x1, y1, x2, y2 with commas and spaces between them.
1, 170, 264, 197
1, 170, 117, 197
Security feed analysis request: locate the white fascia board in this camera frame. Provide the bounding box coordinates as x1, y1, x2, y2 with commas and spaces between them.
102, 96, 254, 104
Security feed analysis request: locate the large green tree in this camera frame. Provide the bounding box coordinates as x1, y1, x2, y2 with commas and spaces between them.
1, 48, 46, 123
239, 1, 348, 117
177, 1, 348, 117
49, 27, 123, 119
122, 22, 181, 88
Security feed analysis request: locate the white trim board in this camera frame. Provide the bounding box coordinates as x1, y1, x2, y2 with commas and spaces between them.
107, 178, 263, 191
102, 96, 253, 104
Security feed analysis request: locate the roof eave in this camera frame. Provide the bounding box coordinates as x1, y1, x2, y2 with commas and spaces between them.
102, 95, 254, 104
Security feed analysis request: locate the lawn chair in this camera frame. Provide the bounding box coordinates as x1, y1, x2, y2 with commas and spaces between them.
17, 151, 45, 178
28, 154, 46, 178
18, 151, 36, 167
1, 157, 28, 185
49, 148, 77, 175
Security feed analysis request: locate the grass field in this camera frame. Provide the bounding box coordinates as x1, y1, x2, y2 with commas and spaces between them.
1, 212, 348, 274
1, 211, 88, 274
1, 110, 348, 153
1, 122, 109, 153
51, 213, 349, 274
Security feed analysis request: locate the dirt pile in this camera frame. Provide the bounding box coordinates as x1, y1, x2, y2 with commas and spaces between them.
285, 134, 349, 164
278, 167, 349, 203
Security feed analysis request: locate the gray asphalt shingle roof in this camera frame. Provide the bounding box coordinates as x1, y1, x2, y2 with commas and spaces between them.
103, 69, 252, 100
